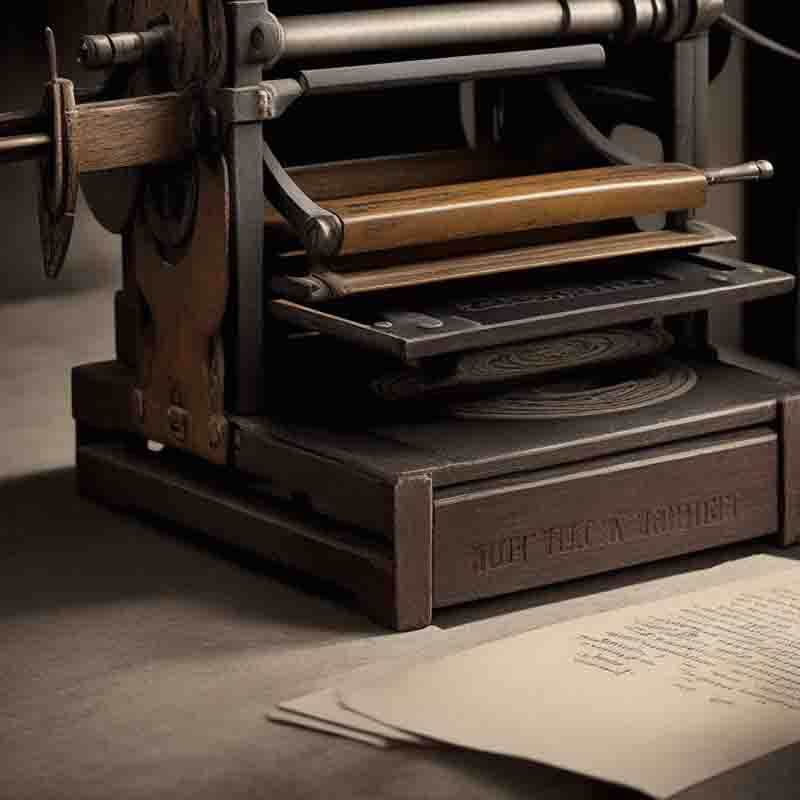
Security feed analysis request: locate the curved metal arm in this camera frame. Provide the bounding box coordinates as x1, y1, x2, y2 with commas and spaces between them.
545, 77, 646, 166
263, 141, 343, 261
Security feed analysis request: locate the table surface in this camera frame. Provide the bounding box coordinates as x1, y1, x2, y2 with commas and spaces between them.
3, 288, 800, 800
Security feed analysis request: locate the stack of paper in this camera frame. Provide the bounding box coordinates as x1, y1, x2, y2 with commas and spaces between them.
270, 556, 800, 799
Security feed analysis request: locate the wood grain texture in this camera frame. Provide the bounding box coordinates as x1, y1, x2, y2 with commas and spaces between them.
281, 147, 541, 202
277, 223, 734, 300
70, 93, 194, 173
133, 156, 230, 464
301, 164, 708, 257
433, 429, 780, 607
264, 148, 542, 250
778, 393, 800, 547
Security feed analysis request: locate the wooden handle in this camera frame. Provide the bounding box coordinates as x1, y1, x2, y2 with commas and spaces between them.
265, 163, 709, 258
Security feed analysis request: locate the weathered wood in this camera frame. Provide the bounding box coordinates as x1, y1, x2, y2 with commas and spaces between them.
69, 93, 194, 173
266, 163, 710, 258
392, 475, 433, 630
132, 156, 230, 464
116, 0, 228, 90
233, 417, 398, 538
433, 428, 779, 607
271, 223, 735, 302
264, 147, 542, 250
283, 148, 541, 202
778, 393, 800, 547
76, 441, 422, 631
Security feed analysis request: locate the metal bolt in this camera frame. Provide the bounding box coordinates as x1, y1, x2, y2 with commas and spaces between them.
250, 26, 266, 53
256, 87, 272, 120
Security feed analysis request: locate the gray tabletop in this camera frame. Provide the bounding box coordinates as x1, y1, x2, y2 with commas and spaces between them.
2, 289, 800, 800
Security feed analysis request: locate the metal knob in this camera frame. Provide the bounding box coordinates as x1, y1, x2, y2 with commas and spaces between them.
705, 161, 775, 186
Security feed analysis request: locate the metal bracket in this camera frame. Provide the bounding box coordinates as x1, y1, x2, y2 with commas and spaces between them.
228, 1, 285, 69
263, 141, 343, 262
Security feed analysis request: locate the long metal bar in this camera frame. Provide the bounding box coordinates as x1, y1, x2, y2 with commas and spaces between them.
226, 0, 267, 416
281, 1, 615, 59
0, 134, 50, 164
299, 45, 605, 95
0, 108, 47, 139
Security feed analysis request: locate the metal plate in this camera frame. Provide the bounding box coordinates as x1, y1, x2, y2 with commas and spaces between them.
268, 253, 795, 363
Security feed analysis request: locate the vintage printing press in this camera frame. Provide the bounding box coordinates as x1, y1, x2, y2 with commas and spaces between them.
2, 1, 798, 630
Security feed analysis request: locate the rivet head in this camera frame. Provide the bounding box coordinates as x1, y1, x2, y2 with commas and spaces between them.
250, 26, 266, 52
256, 88, 272, 120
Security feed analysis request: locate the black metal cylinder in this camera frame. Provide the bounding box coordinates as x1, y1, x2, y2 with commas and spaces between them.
78, 25, 171, 69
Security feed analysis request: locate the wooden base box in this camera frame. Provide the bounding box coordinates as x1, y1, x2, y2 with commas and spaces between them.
74, 358, 800, 630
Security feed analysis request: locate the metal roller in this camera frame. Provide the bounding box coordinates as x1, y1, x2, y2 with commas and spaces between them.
279, 0, 724, 62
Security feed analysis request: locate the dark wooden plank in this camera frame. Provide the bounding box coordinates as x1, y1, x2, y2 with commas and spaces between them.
232, 418, 398, 539
270, 224, 735, 305
433, 428, 779, 607
393, 475, 433, 631
72, 361, 137, 435
70, 93, 194, 173
74, 359, 789, 490
131, 156, 230, 463
234, 417, 454, 483
367, 360, 784, 485
76, 442, 410, 629
779, 393, 800, 547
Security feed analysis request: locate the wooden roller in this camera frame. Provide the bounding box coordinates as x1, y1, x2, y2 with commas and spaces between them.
265, 163, 719, 258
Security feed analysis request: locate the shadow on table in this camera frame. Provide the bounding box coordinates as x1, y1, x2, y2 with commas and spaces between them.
0, 467, 380, 637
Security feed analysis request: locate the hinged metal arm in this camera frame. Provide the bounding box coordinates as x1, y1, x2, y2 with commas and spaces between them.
263, 141, 343, 261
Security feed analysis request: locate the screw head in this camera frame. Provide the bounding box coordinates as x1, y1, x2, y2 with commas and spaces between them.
250, 26, 266, 52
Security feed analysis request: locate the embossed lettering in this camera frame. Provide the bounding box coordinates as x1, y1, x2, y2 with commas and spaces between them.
472, 493, 739, 575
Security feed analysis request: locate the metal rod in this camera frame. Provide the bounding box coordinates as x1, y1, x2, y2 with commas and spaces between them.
278, 0, 723, 61
78, 25, 173, 70
0, 134, 51, 164
706, 160, 774, 186
298, 45, 606, 95
0, 109, 47, 139
45, 27, 58, 81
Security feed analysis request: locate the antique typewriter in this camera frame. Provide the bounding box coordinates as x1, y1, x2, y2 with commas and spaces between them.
2, 1, 798, 629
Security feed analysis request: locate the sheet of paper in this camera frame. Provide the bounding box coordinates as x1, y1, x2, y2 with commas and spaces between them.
269, 708, 392, 748
278, 689, 427, 746
342, 562, 800, 799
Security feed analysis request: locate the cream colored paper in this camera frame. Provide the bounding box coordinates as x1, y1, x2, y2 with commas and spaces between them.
269, 708, 392, 748
278, 689, 426, 746
342, 563, 800, 799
